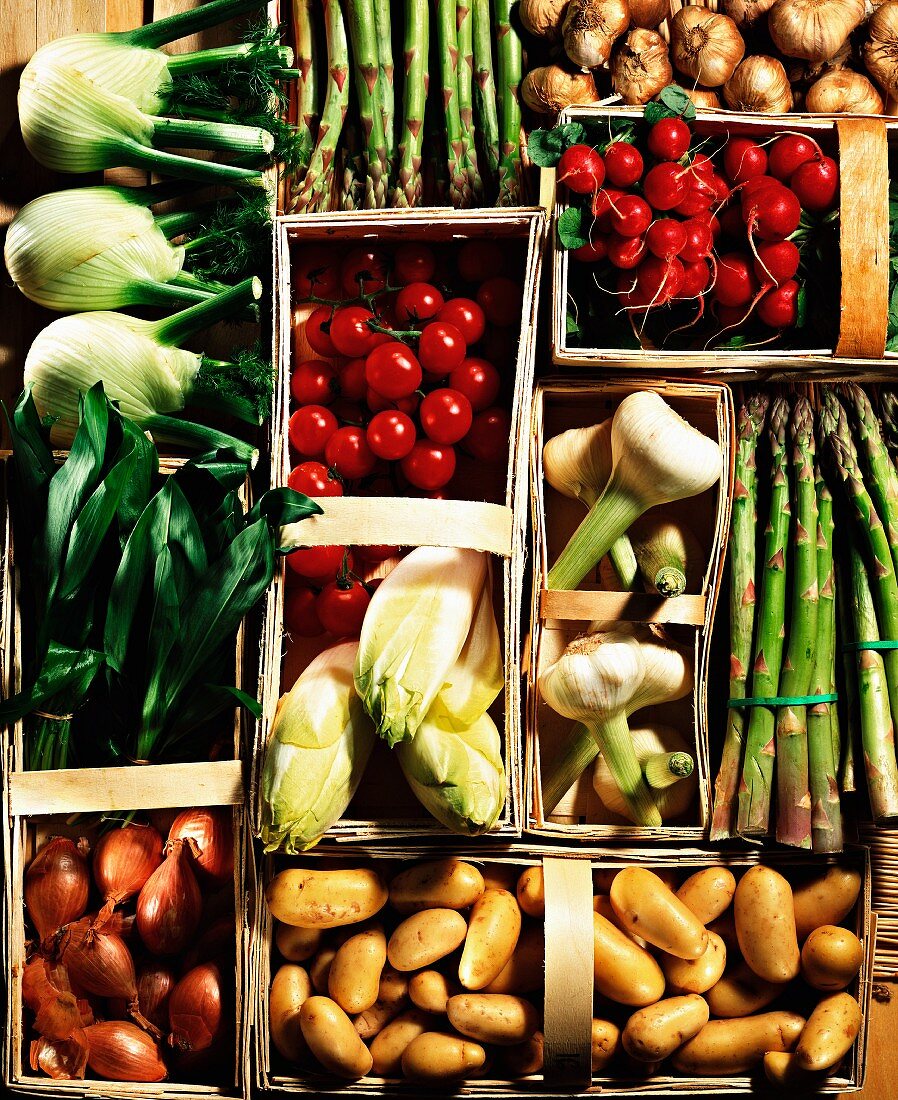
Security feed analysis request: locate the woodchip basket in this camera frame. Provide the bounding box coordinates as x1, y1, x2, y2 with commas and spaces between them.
551, 107, 895, 375
248, 208, 548, 843
526, 378, 734, 841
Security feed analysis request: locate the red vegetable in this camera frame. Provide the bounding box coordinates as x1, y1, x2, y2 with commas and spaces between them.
290, 360, 338, 406
603, 141, 643, 188
420, 388, 474, 445
449, 358, 501, 412
637, 255, 685, 304
367, 410, 417, 460
723, 138, 767, 184
609, 194, 653, 238
396, 282, 444, 323
768, 134, 820, 181
84, 1022, 167, 1082
168, 808, 234, 886
283, 586, 325, 638
753, 240, 800, 286
607, 233, 648, 270
435, 298, 486, 344
679, 218, 713, 263
366, 342, 423, 399
329, 306, 378, 358
645, 219, 687, 261
401, 442, 457, 490
393, 243, 436, 285
790, 157, 839, 213
476, 276, 522, 327
288, 461, 343, 498
557, 144, 606, 193
714, 254, 759, 307
25, 837, 90, 943
419, 321, 467, 376
742, 181, 801, 242
168, 963, 225, 1054
647, 117, 691, 161
324, 425, 378, 480
304, 306, 337, 357
463, 407, 511, 463
288, 405, 338, 458
136, 839, 202, 957
758, 279, 800, 327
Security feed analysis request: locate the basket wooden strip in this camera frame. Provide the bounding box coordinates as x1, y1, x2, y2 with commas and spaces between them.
859, 826, 898, 980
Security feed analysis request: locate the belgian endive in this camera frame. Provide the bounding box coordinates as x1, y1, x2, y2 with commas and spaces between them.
261, 642, 375, 853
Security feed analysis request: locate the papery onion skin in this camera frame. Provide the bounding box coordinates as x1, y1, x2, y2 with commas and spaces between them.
612, 28, 674, 104
628, 0, 671, 28
84, 1022, 168, 1082
563, 0, 631, 68
520, 0, 571, 38
521, 65, 600, 114
94, 823, 163, 907
30, 1032, 89, 1080
806, 68, 884, 112
138, 961, 178, 1032
168, 808, 234, 885
25, 837, 90, 942
684, 86, 723, 107
670, 7, 746, 86
864, 0, 898, 99
723, 0, 776, 27
168, 963, 225, 1052
60, 917, 138, 1001
137, 839, 202, 956
724, 56, 794, 112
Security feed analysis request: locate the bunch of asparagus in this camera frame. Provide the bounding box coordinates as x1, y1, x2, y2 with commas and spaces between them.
288, 0, 524, 212
712, 385, 898, 852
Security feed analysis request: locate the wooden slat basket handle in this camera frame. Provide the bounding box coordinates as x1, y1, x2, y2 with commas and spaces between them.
835, 118, 889, 359
542, 856, 594, 1089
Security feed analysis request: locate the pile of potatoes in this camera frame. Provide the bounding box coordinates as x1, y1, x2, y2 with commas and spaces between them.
264, 857, 865, 1087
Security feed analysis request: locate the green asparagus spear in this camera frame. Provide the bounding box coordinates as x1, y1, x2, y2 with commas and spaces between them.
835, 547, 858, 793
493, 0, 522, 206
880, 390, 898, 468
292, 0, 318, 176
393, 0, 429, 206
472, 0, 500, 189
435, 0, 472, 207
347, 0, 389, 207
456, 1, 484, 203
711, 392, 767, 841
843, 383, 898, 576
738, 395, 791, 839
373, 0, 395, 184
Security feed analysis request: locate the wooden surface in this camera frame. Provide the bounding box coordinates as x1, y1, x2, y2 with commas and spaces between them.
853, 995, 898, 1099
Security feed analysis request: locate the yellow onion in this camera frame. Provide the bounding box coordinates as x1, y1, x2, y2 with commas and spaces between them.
93, 823, 163, 909
612, 29, 674, 103
136, 838, 202, 956
84, 1022, 167, 1082
25, 837, 90, 942
864, 0, 898, 99
168, 807, 234, 885
724, 56, 794, 111
563, 0, 631, 68
670, 6, 746, 86
722, 0, 777, 26
806, 68, 884, 111
521, 65, 600, 114
629, 0, 671, 28
684, 86, 723, 107
520, 0, 571, 38
168, 963, 226, 1052
769, 0, 864, 62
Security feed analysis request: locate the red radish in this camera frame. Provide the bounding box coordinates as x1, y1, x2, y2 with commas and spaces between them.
716, 302, 749, 328
757, 279, 800, 327
742, 182, 801, 241
753, 240, 800, 286
686, 153, 715, 179
719, 205, 746, 241
768, 134, 820, 181
572, 236, 609, 262
723, 138, 768, 184
703, 213, 722, 239
708, 174, 731, 203
646, 219, 688, 260
609, 195, 653, 237
647, 117, 691, 161
740, 175, 779, 202
607, 233, 648, 269
673, 187, 715, 218
643, 163, 688, 210
592, 187, 625, 217
557, 144, 605, 193
638, 255, 685, 303
714, 253, 759, 307
680, 218, 713, 263
603, 142, 644, 187
790, 157, 839, 212
616, 272, 652, 310
676, 259, 712, 298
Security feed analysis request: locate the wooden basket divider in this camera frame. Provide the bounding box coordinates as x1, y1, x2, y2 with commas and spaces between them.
859, 825, 898, 980
248, 208, 548, 843
525, 377, 735, 842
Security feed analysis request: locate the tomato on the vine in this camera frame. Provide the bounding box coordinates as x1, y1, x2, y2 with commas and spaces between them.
329, 305, 378, 358
418, 321, 466, 377
337, 358, 368, 401
420, 388, 473, 445
463, 407, 511, 462
367, 410, 417, 460
458, 240, 503, 282
293, 245, 339, 299
366, 341, 423, 399
316, 579, 371, 636
393, 244, 437, 286
395, 282, 445, 324
288, 461, 343, 497
435, 298, 486, 344
479, 326, 517, 369
354, 544, 400, 562
340, 247, 388, 296
330, 398, 365, 424
290, 360, 338, 406
304, 306, 337, 357
324, 426, 377, 480
401, 442, 457, 490
286, 545, 350, 581
449, 358, 501, 412
476, 277, 522, 327
283, 585, 325, 637
288, 405, 338, 457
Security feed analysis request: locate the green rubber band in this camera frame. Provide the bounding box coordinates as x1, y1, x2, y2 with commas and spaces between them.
842, 640, 898, 651
728, 693, 838, 708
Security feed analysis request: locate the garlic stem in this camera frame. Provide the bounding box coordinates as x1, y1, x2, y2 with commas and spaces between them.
644, 750, 693, 790
541, 720, 599, 813
548, 483, 643, 591
584, 712, 662, 827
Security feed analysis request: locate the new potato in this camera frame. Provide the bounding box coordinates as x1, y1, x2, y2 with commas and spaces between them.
503, 1030, 544, 1076
275, 923, 322, 962
409, 970, 461, 1014
329, 924, 387, 1013
734, 866, 800, 983
800, 925, 864, 991
705, 959, 783, 1018
516, 866, 545, 918
795, 993, 862, 1072
483, 926, 544, 994
447, 993, 540, 1045
671, 1011, 806, 1075
389, 860, 484, 914
309, 946, 337, 993
593, 912, 666, 1006
269, 964, 311, 1061
677, 868, 736, 925
299, 996, 373, 1079
610, 867, 708, 959
401, 1032, 487, 1081
793, 866, 862, 941
354, 998, 404, 1041
370, 1008, 432, 1076
267, 868, 388, 929
592, 1018, 621, 1071
387, 909, 468, 971
459, 889, 521, 989
661, 931, 727, 994
622, 995, 710, 1062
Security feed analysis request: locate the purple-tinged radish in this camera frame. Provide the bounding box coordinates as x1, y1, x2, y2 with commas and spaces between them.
646, 219, 688, 260
557, 144, 606, 194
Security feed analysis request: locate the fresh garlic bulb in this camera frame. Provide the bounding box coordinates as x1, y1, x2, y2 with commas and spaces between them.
724, 55, 794, 112
520, 0, 571, 40
628, 0, 672, 28
723, 0, 777, 27
563, 0, 631, 69
521, 65, 600, 114
670, 6, 746, 86
593, 724, 698, 822
864, 0, 898, 99
685, 86, 723, 107
769, 0, 864, 62
806, 68, 884, 112
612, 29, 674, 104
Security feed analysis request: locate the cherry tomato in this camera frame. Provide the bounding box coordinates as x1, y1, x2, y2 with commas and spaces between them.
367, 410, 417, 460
365, 388, 420, 416
304, 306, 337, 357
316, 579, 371, 637
329, 305, 377, 358
291, 360, 338, 406
293, 245, 340, 299
366, 341, 423, 399
283, 585, 325, 637
418, 321, 467, 377
324, 425, 377, 480
395, 282, 445, 324
435, 297, 486, 344
401, 442, 457, 490
420, 388, 473, 445
463, 407, 510, 462
338, 358, 368, 402
449, 357, 501, 412
476, 277, 522, 327
458, 240, 503, 282
286, 545, 349, 581
288, 405, 338, 456
330, 398, 365, 423
354, 545, 399, 562
480, 326, 517, 369
393, 243, 437, 286
288, 461, 343, 497
341, 246, 388, 296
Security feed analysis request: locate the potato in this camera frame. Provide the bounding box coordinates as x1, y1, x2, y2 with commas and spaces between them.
801, 925, 864, 991
661, 932, 726, 995
267, 867, 388, 929
705, 959, 783, 1018
610, 867, 708, 960
622, 994, 709, 1062
592, 1018, 621, 1072
793, 866, 861, 941
370, 1008, 432, 1077
764, 1051, 825, 1088
309, 946, 337, 994
387, 909, 468, 972
707, 909, 738, 951
596, 867, 678, 894
516, 866, 545, 918
354, 999, 403, 1041
482, 865, 520, 893
503, 1030, 544, 1077
734, 866, 800, 983
299, 995, 373, 1079
378, 967, 410, 1008
677, 868, 736, 925
409, 970, 461, 1014
275, 923, 323, 963
592, 912, 666, 1006
459, 889, 521, 990
483, 926, 544, 994
329, 924, 387, 1013
270, 964, 311, 1062
401, 1032, 487, 1082
795, 992, 862, 1072
447, 994, 540, 1046
389, 860, 484, 914
671, 1012, 805, 1075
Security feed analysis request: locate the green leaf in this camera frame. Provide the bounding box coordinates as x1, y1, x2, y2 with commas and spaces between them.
559, 122, 587, 147
796, 285, 808, 328
557, 206, 590, 251
566, 311, 582, 340
645, 85, 696, 123
527, 127, 566, 168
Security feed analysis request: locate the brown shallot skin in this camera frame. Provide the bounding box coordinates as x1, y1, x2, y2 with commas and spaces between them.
136, 839, 202, 956
83, 1022, 167, 1082
93, 824, 163, 910
137, 960, 178, 1032
25, 837, 90, 943
168, 963, 225, 1053
168, 808, 234, 885
59, 917, 139, 1002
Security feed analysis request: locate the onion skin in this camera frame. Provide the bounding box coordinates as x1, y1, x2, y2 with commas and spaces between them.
168, 808, 233, 885
30, 1033, 89, 1080
805, 69, 884, 113
628, 0, 671, 29
612, 29, 673, 104
769, 0, 864, 63
724, 56, 794, 112
168, 963, 225, 1053
25, 837, 90, 942
670, 7, 745, 86
521, 66, 600, 114
138, 961, 178, 1032
84, 1022, 167, 1082
864, 0, 898, 99
60, 918, 138, 1001
137, 839, 202, 956
94, 824, 163, 907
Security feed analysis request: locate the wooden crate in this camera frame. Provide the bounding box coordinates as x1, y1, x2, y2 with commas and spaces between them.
248, 208, 547, 842
526, 378, 735, 841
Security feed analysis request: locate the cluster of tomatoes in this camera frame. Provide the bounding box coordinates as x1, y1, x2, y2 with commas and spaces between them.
560, 117, 839, 331
283, 543, 397, 640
